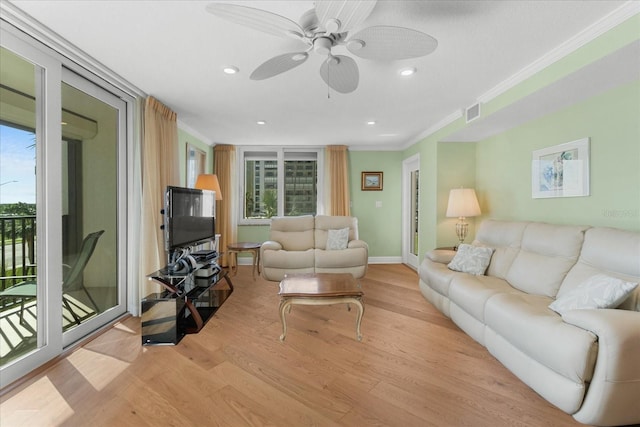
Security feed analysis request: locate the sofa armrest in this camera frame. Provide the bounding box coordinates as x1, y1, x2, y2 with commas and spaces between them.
347, 239, 368, 250
425, 249, 456, 264
561, 309, 640, 426
261, 240, 282, 252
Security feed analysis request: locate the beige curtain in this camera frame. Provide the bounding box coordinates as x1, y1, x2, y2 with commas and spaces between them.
325, 145, 350, 216
141, 96, 179, 293
214, 144, 237, 267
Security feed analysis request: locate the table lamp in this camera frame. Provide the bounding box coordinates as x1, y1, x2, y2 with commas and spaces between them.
194, 174, 222, 200
195, 174, 222, 252
446, 188, 481, 250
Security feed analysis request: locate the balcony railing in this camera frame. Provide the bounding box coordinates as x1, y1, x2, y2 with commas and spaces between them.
1, 215, 36, 292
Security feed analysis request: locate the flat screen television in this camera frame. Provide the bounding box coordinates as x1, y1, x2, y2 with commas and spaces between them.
164, 186, 216, 252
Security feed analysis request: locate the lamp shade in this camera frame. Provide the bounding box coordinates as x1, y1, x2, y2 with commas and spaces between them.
446, 188, 480, 218
194, 174, 222, 200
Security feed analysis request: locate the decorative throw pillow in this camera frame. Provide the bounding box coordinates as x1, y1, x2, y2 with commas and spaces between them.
326, 227, 350, 250
447, 244, 494, 276
549, 274, 638, 315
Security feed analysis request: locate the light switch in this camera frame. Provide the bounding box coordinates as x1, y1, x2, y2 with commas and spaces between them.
375, 201, 382, 208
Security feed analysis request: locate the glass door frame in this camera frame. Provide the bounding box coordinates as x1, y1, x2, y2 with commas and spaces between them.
0, 24, 64, 388
60, 69, 128, 347
402, 154, 420, 269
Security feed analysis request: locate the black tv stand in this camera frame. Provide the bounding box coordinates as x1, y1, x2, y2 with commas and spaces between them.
141, 260, 233, 345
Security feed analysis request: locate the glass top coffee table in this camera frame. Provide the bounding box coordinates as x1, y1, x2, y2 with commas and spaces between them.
277, 273, 364, 342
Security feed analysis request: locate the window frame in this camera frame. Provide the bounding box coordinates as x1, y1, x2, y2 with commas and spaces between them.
238, 146, 324, 225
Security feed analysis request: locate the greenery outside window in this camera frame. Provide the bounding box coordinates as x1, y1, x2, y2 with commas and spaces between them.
240, 147, 323, 224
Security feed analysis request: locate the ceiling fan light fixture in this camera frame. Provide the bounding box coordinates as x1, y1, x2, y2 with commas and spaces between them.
223, 66, 239, 74
325, 18, 341, 34
314, 37, 333, 56
399, 67, 417, 77
346, 39, 365, 51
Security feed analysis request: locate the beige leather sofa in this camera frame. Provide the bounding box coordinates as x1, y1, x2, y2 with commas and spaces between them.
419, 220, 640, 426
261, 215, 368, 282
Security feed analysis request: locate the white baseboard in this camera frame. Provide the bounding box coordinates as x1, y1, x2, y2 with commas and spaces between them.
368, 256, 403, 264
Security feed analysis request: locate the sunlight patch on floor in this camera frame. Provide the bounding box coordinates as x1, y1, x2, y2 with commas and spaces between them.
67, 347, 130, 392
0, 376, 75, 426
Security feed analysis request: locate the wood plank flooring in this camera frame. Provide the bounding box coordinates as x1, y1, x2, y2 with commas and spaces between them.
0, 264, 582, 426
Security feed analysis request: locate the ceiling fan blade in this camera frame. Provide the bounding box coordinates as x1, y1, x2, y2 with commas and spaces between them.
206, 3, 306, 40
250, 52, 309, 80
319, 55, 359, 94
315, 0, 377, 34
346, 26, 438, 60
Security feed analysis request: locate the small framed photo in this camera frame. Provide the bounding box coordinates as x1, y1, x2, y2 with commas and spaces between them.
532, 138, 590, 198
361, 171, 383, 191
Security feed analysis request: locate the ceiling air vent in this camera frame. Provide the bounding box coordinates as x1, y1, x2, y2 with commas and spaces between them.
465, 103, 481, 123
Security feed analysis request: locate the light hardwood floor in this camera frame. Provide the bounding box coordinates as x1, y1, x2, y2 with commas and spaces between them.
0, 264, 582, 426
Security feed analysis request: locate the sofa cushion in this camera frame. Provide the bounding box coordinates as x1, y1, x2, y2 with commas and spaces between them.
505, 222, 588, 297
485, 292, 598, 384
559, 227, 640, 311
550, 274, 638, 315
419, 258, 459, 298
261, 248, 315, 270
269, 215, 315, 251
315, 247, 367, 269
315, 215, 358, 249
473, 220, 528, 279
326, 227, 349, 250
447, 244, 494, 275
449, 275, 519, 323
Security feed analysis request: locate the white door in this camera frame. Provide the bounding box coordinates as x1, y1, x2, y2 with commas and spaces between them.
402, 154, 420, 269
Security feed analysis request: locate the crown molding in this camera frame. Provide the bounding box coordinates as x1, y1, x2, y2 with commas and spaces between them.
402, 109, 463, 148
177, 119, 213, 146
477, 1, 640, 103
1, 0, 145, 98
409, 1, 640, 146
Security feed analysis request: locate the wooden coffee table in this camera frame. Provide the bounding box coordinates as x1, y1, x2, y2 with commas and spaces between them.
278, 273, 364, 342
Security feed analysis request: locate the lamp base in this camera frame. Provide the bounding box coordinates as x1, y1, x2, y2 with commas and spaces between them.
455, 217, 468, 249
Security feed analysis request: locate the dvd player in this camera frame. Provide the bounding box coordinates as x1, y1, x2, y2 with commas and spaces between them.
191, 250, 218, 262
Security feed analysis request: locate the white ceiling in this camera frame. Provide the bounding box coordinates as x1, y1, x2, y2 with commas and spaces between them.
6, 0, 633, 149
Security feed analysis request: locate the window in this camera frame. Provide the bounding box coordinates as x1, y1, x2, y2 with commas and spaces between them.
240, 147, 323, 223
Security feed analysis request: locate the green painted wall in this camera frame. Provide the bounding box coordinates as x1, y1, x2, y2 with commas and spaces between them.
349, 150, 403, 258
476, 79, 640, 231
436, 142, 478, 247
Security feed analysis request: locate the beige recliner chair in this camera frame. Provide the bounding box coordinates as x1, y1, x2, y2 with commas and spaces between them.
261, 215, 368, 282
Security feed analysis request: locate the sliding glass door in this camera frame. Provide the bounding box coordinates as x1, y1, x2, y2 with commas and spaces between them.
0, 25, 130, 387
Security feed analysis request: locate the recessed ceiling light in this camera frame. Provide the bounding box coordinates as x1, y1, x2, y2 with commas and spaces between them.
256, 120, 266, 125
399, 67, 416, 77
223, 66, 239, 74
367, 121, 376, 125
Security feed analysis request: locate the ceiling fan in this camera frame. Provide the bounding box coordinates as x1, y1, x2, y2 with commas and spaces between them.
206, 0, 438, 94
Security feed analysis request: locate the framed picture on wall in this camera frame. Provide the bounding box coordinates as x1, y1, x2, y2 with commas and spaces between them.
532, 138, 590, 198
361, 171, 383, 191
